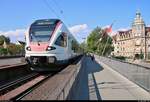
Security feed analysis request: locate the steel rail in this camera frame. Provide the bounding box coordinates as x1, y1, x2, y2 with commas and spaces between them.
14, 73, 53, 101
0, 72, 56, 100
0, 73, 39, 95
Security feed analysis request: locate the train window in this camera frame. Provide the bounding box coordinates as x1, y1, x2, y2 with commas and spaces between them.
29, 25, 55, 42
71, 40, 79, 52
55, 32, 67, 47
71, 41, 74, 50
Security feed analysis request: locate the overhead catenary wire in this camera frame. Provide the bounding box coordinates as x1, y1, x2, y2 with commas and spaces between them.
42, 0, 85, 43
43, 0, 61, 18
50, 0, 71, 27
52, 0, 63, 14
42, 0, 71, 27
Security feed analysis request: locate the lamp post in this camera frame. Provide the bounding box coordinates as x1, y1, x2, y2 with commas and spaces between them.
145, 33, 147, 61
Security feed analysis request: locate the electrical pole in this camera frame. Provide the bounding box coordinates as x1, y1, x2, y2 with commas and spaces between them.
144, 33, 147, 61
102, 36, 109, 56
101, 20, 116, 56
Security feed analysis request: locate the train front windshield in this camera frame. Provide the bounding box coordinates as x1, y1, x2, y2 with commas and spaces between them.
29, 20, 58, 42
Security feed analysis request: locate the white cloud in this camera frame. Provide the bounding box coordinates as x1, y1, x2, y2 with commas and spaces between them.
117, 27, 130, 31
69, 24, 88, 34
69, 24, 91, 43
147, 25, 150, 27
0, 24, 91, 43
0, 28, 27, 43
0, 29, 27, 36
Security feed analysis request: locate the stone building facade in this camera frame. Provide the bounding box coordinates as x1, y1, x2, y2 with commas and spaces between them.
112, 11, 150, 60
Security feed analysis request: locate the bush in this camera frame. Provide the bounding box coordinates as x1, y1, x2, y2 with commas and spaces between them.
0, 48, 8, 55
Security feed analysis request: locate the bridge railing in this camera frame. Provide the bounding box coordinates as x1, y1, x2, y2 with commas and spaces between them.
96, 55, 150, 92
45, 55, 85, 100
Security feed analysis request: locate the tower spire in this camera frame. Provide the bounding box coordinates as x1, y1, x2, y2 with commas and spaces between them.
136, 9, 141, 18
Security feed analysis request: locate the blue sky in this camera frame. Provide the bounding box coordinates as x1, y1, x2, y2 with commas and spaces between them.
0, 0, 150, 43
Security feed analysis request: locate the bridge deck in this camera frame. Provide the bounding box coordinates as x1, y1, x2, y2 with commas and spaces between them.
73, 56, 150, 100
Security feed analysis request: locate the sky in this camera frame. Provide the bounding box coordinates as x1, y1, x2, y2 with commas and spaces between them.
0, 0, 150, 43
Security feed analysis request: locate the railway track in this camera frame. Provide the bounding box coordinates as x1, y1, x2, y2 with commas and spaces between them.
0, 73, 39, 95
0, 63, 68, 100
0, 56, 83, 100
0, 72, 54, 100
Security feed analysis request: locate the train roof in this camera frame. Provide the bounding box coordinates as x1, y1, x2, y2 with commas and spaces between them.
31, 19, 80, 44
32, 19, 61, 26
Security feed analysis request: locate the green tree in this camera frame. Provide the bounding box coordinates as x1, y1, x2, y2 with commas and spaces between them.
87, 26, 114, 56
0, 35, 10, 45
80, 42, 87, 53
7, 43, 18, 55
5, 37, 10, 44
0, 48, 8, 55
0, 35, 5, 45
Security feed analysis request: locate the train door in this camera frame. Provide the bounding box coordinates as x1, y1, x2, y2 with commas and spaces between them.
54, 32, 68, 61
71, 40, 75, 57
62, 32, 69, 59
67, 35, 72, 59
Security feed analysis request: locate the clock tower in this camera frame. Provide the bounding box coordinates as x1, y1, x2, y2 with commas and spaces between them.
132, 10, 145, 37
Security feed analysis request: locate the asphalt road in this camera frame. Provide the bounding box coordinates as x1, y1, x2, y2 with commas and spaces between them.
96, 55, 150, 92
132, 60, 150, 68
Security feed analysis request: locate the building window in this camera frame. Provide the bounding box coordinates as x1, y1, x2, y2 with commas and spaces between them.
123, 48, 125, 51
136, 25, 139, 31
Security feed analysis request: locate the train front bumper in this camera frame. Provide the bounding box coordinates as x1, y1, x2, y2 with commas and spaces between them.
25, 56, 57, 65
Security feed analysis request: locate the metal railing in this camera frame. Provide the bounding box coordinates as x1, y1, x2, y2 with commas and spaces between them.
97, 55, 150, 92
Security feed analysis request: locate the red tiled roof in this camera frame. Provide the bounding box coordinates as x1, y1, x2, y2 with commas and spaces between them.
118, 29, 131, 33
146, 27, 150, 32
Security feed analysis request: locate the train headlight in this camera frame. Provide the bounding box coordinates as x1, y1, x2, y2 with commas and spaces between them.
47, 57, 56, 63
26, 46, 31, 51
46, 46, 56, 51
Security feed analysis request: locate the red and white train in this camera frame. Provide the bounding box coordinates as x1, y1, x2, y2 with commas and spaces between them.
25, 19, 83, 71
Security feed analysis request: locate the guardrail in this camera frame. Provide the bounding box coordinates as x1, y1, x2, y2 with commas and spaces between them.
56, 56, 84, 100
106, 56, 150, 69
97, 55, 150, 92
